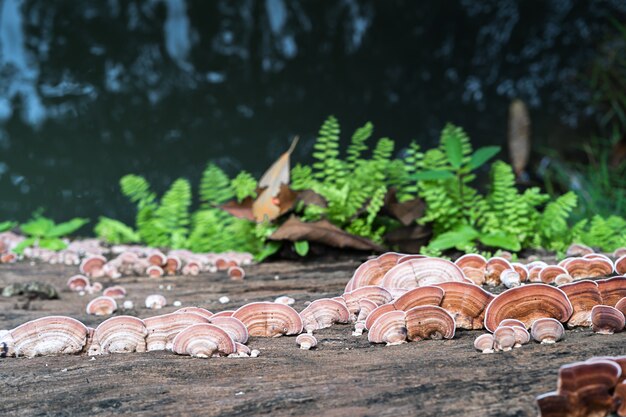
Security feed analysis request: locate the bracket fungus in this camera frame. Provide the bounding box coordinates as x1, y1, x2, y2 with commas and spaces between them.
10, 316, 88, 358
598, 277, 626, 307
474, 333, 495, 353
485, 257, 514, 286
404, 305, 455, 341
174, 307, 213, 320
300, 298, 350, 333
499, 319, 530, 346
434, 282, 495, 330
146, 265, 164, 278
591, 305, 625, 334
79, 255, 107, 278
212, 310, 235, 318
616, 255, 626, 276
233, 302, 303, 337
367, 310, 407, 345
493, 326, 517, 351
164, 255, 181, 275
227, 266, 246, 281
86, 296, 118, 316
559, 280, 602, 328
296, 333, 318, 350
539, 266, 569, 285
208, 316, 249, 344
616, 297, 626, 316
565, 243, 595, 257
381, 257, 466, 290
365, 303, 397, 331
144, 312, 210, 351
343, 286, 393, 314
500, 269, 521, 289
172, 323, 236, 358
145, 294, 167, 309
67, 275, 90, 292
274, 296, 296, 305
350, 252, 403, 290
392, 286, 444, 312
148, 251, 167, 267
103, 285, 126, 299
511, 262, 529, 283
455, 254, 487, 285
89, 316, 148, 355
531, 318, 565, 344
565, 257, 613, 279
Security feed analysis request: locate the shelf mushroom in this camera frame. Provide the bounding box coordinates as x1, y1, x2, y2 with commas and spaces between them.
296, 333, 317, 350
531, 318, 565, 344
233, 302, 303, 337
591, 305, 626, 334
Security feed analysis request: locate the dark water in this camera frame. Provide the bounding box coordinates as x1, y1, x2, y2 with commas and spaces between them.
0, 0, 624, 225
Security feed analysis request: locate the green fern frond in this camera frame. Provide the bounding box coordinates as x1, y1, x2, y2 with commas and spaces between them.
346, 122, 372, 170
231, 171, 257, 202
199, 163, 234, 207
120, 175, 156, 207
312, 116, 342, 181
94, 217, 140, 244
291, 164, 314, 191
154, 178, 192, 248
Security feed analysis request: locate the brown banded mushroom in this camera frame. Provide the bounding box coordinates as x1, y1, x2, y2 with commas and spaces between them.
616, 255, 626, 276
89, 315, 148, 355
10, 316, 88, 358
208, 316, 249, 344
148, 251, 167, 266
212, 310, 235, 318
397, 254, 427, 264
174, 307, 213, 320
296, 333, 317, 350
499, 319, 530, 346
103, 286, 126, 299
356, 299, 378, 322
566, 243, 594, 257
591, 305, 625, 334
79, 255, 107, 278
404, 305, 455, 341
381, 257, 467, 290
474, 333, 495, 353
343, 285, 393, 315
67, 275, 90, 291
527, 265, 545, 283
455, 254, 487, 285
145, 294, 167, 309
539, 266, 569, 285
598, 277, 626, 306
350, 252, 403, 289
511, 262, 529, 282
164, 255, 181, 275
392, 286, 444, 312
182, 260, 201, 276
233, 302, 303, 337
536, 391, 573, 417
300, 298, 350, 333
493, 326, 516, 351
146, 265, 164, 278
485, 257, 513, 286
559, 280, 602, 328
172, 323, 236, 358
434, 282, 495, 330
144, 312, 210, 351
616, 297, 626, 316
233, 342, 251, 357
500, 269, 521, 289
367, 310, 407, 345
615, 248, 626, 259
554, 274, 573, 286
86, 296, 118, 316
365, 303, 397, 330
565, 257, 613, 279
483, 284, 573, 332
227, 266, 246, 280
531, 318, 565, 344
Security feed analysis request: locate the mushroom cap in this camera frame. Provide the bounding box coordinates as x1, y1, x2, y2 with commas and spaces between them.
234, 342, 251, 356
145, 294, 167, 309
455, 253, 487, 271
79, 255, 107, 275
67, 275, 90, 291
554, 274, 573, 286
434, 282, 495, 330
566, 257, 613, 279
485, 257, 513, 286
274, 296, 295, 305
539, 266, 569, 285
473, 333, 495, 353
598, 276, 626, 306
461, 267, 486, 286
535, 391, 573, 417
172, 323, 236, 358
350, 252, 403, 290
356, 299, 378, 322
365, 303, 397, 330
483, 284, 573, 332
392, 286, 444, 312
10, 316, 88, 358
343, 286, 393, 313
511, 263, 529, 282
396, 254, 428, 264
90, 315, 147, 355
86, 296, 118, 316
164, 255, 182, 274
591, 305, 625, 334
493, 326, 516, 351
174, 307, 213, 320
616, 297, 626, 316
296, 333, 318, 350
211, 310, 235, 318
208, 316, 249, 344
616, 255, 626, 276
527, 265, 544, 283
227, 266, 246, 280
559, 280, 602, 328
405, 305, 455, 341
565, 243, 594, 257
144, 312, 210, 351
103, 285, 126, 299
557, 360, 621, 414
146, 265, 164, 278
300, 298, 350, 332
531, 318, 565, 343
381, 258, 467, 290
499, 319, 530, 345
500, 269, 521, 289
367, 310, 407, 345
233, 302, 303, 337
148, 251, 167, 266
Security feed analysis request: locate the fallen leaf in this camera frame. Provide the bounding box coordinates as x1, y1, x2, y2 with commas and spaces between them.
296, 189, 327, 208
223, 184, 297, 222
384, 224, 431, 253
269, 216, 384, 251
384, 189, 425, 226
508, 99, 531, 178
221, 198, 254, 221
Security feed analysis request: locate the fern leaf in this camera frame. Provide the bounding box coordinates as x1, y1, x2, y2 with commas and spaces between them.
199, 163, 234, 207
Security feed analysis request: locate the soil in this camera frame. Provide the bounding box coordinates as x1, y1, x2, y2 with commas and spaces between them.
1, 258, 625, 417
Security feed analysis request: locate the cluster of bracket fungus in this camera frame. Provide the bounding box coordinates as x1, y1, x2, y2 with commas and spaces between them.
536, 356, 626, 417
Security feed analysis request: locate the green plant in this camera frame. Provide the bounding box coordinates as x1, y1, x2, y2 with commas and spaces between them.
94, 217, 140, 244
14, 213, 89, 253
0, 221, 16, 232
